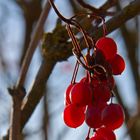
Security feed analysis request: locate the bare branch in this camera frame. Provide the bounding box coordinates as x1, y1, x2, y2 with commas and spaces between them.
16, 0, 53, 88
16, 0, 42, 65
76, 0, 100, 14
100, 0, 118, 11
76, 0, 117, 16
8, 87, 25, 140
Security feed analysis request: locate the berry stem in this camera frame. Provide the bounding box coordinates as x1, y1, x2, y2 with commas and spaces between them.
66, 24, 81, 54
71, 61, 79, 84
73, 62, 79, 83
48, 0, 72, 24
85, 127, 91, 140
70, 19, 91, 49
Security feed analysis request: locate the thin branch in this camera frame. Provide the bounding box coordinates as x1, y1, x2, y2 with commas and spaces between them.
76, 0, 101, 14
69, 0, 81, 13
76, 0, 117, 16
21, 59, 56, 129
8, 87, 25, 140
16, 0, 53, 88
100, 0, 118, 11
48, 0, 71, 24
16, 0, 42, 66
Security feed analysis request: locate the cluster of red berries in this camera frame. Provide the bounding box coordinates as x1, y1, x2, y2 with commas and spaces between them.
63, 37, 125, 140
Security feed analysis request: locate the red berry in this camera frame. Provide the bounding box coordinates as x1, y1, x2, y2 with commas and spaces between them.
94, 51, 113, 75
63, 104, 85, 128
96, 127, 116, 140
109, 54, 125, 75
95, 49, 106, 65
93, 73, 115, 90
102, 76, 115, 90
80, 76, 89, 83
91, 77, 99, 87
64, 84, 74, 106
85, 104, 102, 128
94, 101, 108, 111
93, 83, 111, 102
71, 82, 92, 106
89, 135, 106, 140
102, 103, 125, 130
96, 37, 117, 60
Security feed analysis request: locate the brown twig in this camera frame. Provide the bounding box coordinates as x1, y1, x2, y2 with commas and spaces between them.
8, 87, 25, 140
16, 0, 53, 88
16, 0, 42, 66
76, 0, 117, 16
99, 0, 118, 11
76, 0, 101, 14
48, 0, 71, 24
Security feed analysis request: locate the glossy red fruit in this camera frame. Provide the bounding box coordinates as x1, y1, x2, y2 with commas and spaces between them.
64, 84, 74, 106
80, 76, 89, 83
85, 104, 102, 128
93, 83, 111, 102
102, 76, 115, 90
94, 101, 108, 111
93, 72, 115, 90
71, 82, 92, 106
96, 127, 116, 140
109, 54, 125, 75
91, 78, 99, 87
63, 104, 85, 128
94, 50, 113, 75
96, 37, 117, 60
89, 135, 106, 140
95, 49, 106, 65
102, 103, 125, 130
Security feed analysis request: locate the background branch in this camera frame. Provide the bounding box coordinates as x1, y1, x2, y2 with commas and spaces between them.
16, 0, 52, 88
76, 0, 101, 14
76, 0, 117, 16
8, 87, 25, 140
16, 0, 42, 65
